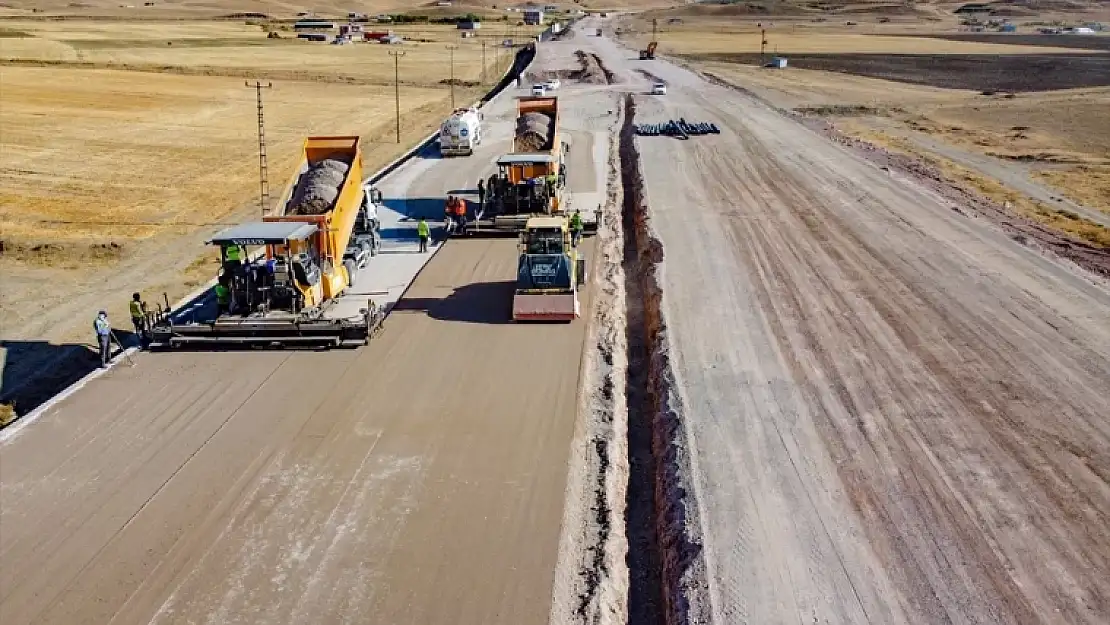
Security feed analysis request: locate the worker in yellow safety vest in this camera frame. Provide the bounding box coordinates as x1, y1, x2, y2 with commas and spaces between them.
223, 244, 243, 274
129, 292, 148, 345
215, 282, 230, 314
569, 210, 583, 247
417, 218, 430, 253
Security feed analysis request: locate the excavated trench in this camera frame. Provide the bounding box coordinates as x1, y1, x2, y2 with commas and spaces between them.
619, 94, 705, 625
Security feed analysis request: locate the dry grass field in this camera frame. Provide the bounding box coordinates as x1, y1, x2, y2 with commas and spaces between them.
0, 66, 451, 246
0, 19, 530, 86
625, 27, 1088, 56
0, 17, 515, 360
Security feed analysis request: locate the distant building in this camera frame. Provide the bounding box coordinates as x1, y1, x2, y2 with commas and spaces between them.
297, 33, 328, 42
294, 20, 335, 30
523, 9, 544, 25
458, 20, 481, 30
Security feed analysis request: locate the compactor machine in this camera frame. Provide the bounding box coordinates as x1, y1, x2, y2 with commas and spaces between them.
512, 215, 585, 322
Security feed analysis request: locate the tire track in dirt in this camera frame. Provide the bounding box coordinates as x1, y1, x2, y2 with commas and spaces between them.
693, 89, 1110, 623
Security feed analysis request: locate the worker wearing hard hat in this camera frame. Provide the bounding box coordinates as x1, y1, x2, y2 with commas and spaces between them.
417, 217, 430, 253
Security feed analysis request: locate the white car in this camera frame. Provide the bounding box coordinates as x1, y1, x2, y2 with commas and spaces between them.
651, 82, 667, 95
544, 78, 561, 91
532, 84, 547, 96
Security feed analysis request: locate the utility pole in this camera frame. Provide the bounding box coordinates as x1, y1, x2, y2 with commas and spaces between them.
760, 27, 768, 63
388, 49, 405, 143
481, 39, 487, 84
445, 44, 458, 109
245, 81, 273, 216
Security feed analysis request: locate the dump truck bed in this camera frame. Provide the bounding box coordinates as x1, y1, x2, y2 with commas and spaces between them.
268, 136, 365, 288
513, 96, 560, 155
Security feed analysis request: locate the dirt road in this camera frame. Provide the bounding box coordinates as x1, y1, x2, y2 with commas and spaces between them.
593, 32, 1110, 625
0, 34, 612, 623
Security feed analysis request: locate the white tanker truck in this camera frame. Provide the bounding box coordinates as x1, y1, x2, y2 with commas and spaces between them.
439, 107, 483, 157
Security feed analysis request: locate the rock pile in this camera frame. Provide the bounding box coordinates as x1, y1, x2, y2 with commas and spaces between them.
288, 157, 351, 215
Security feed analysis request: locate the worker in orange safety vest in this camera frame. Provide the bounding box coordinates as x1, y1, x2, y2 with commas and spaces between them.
453, 196, 467, 235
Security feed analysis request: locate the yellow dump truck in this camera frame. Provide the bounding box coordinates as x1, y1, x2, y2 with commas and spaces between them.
151, 136, 384, 349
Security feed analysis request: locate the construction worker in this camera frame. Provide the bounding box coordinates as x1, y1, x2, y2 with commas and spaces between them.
570, 209, 584, 247
129, 292, 147, 346
94, 310, 112, 367
454, 196, 468, 235
214, 281, 230, 314
477, 179, 486, 214
224, 243, 242, 265
444, 195, 456, 234
417, 217, 430, 253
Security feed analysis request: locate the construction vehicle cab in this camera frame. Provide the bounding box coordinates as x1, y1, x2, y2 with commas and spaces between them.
512, 216, 585, 322
640, 41, 657, 60
213, 222, 325, 314
496, 152, 565, 209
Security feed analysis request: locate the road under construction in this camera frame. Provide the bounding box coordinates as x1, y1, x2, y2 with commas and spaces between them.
0, 26, 614, 625
5, 15, 1110, 625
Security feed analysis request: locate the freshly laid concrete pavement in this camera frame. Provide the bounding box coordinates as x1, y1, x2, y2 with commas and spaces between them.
0, 28, 613, 624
